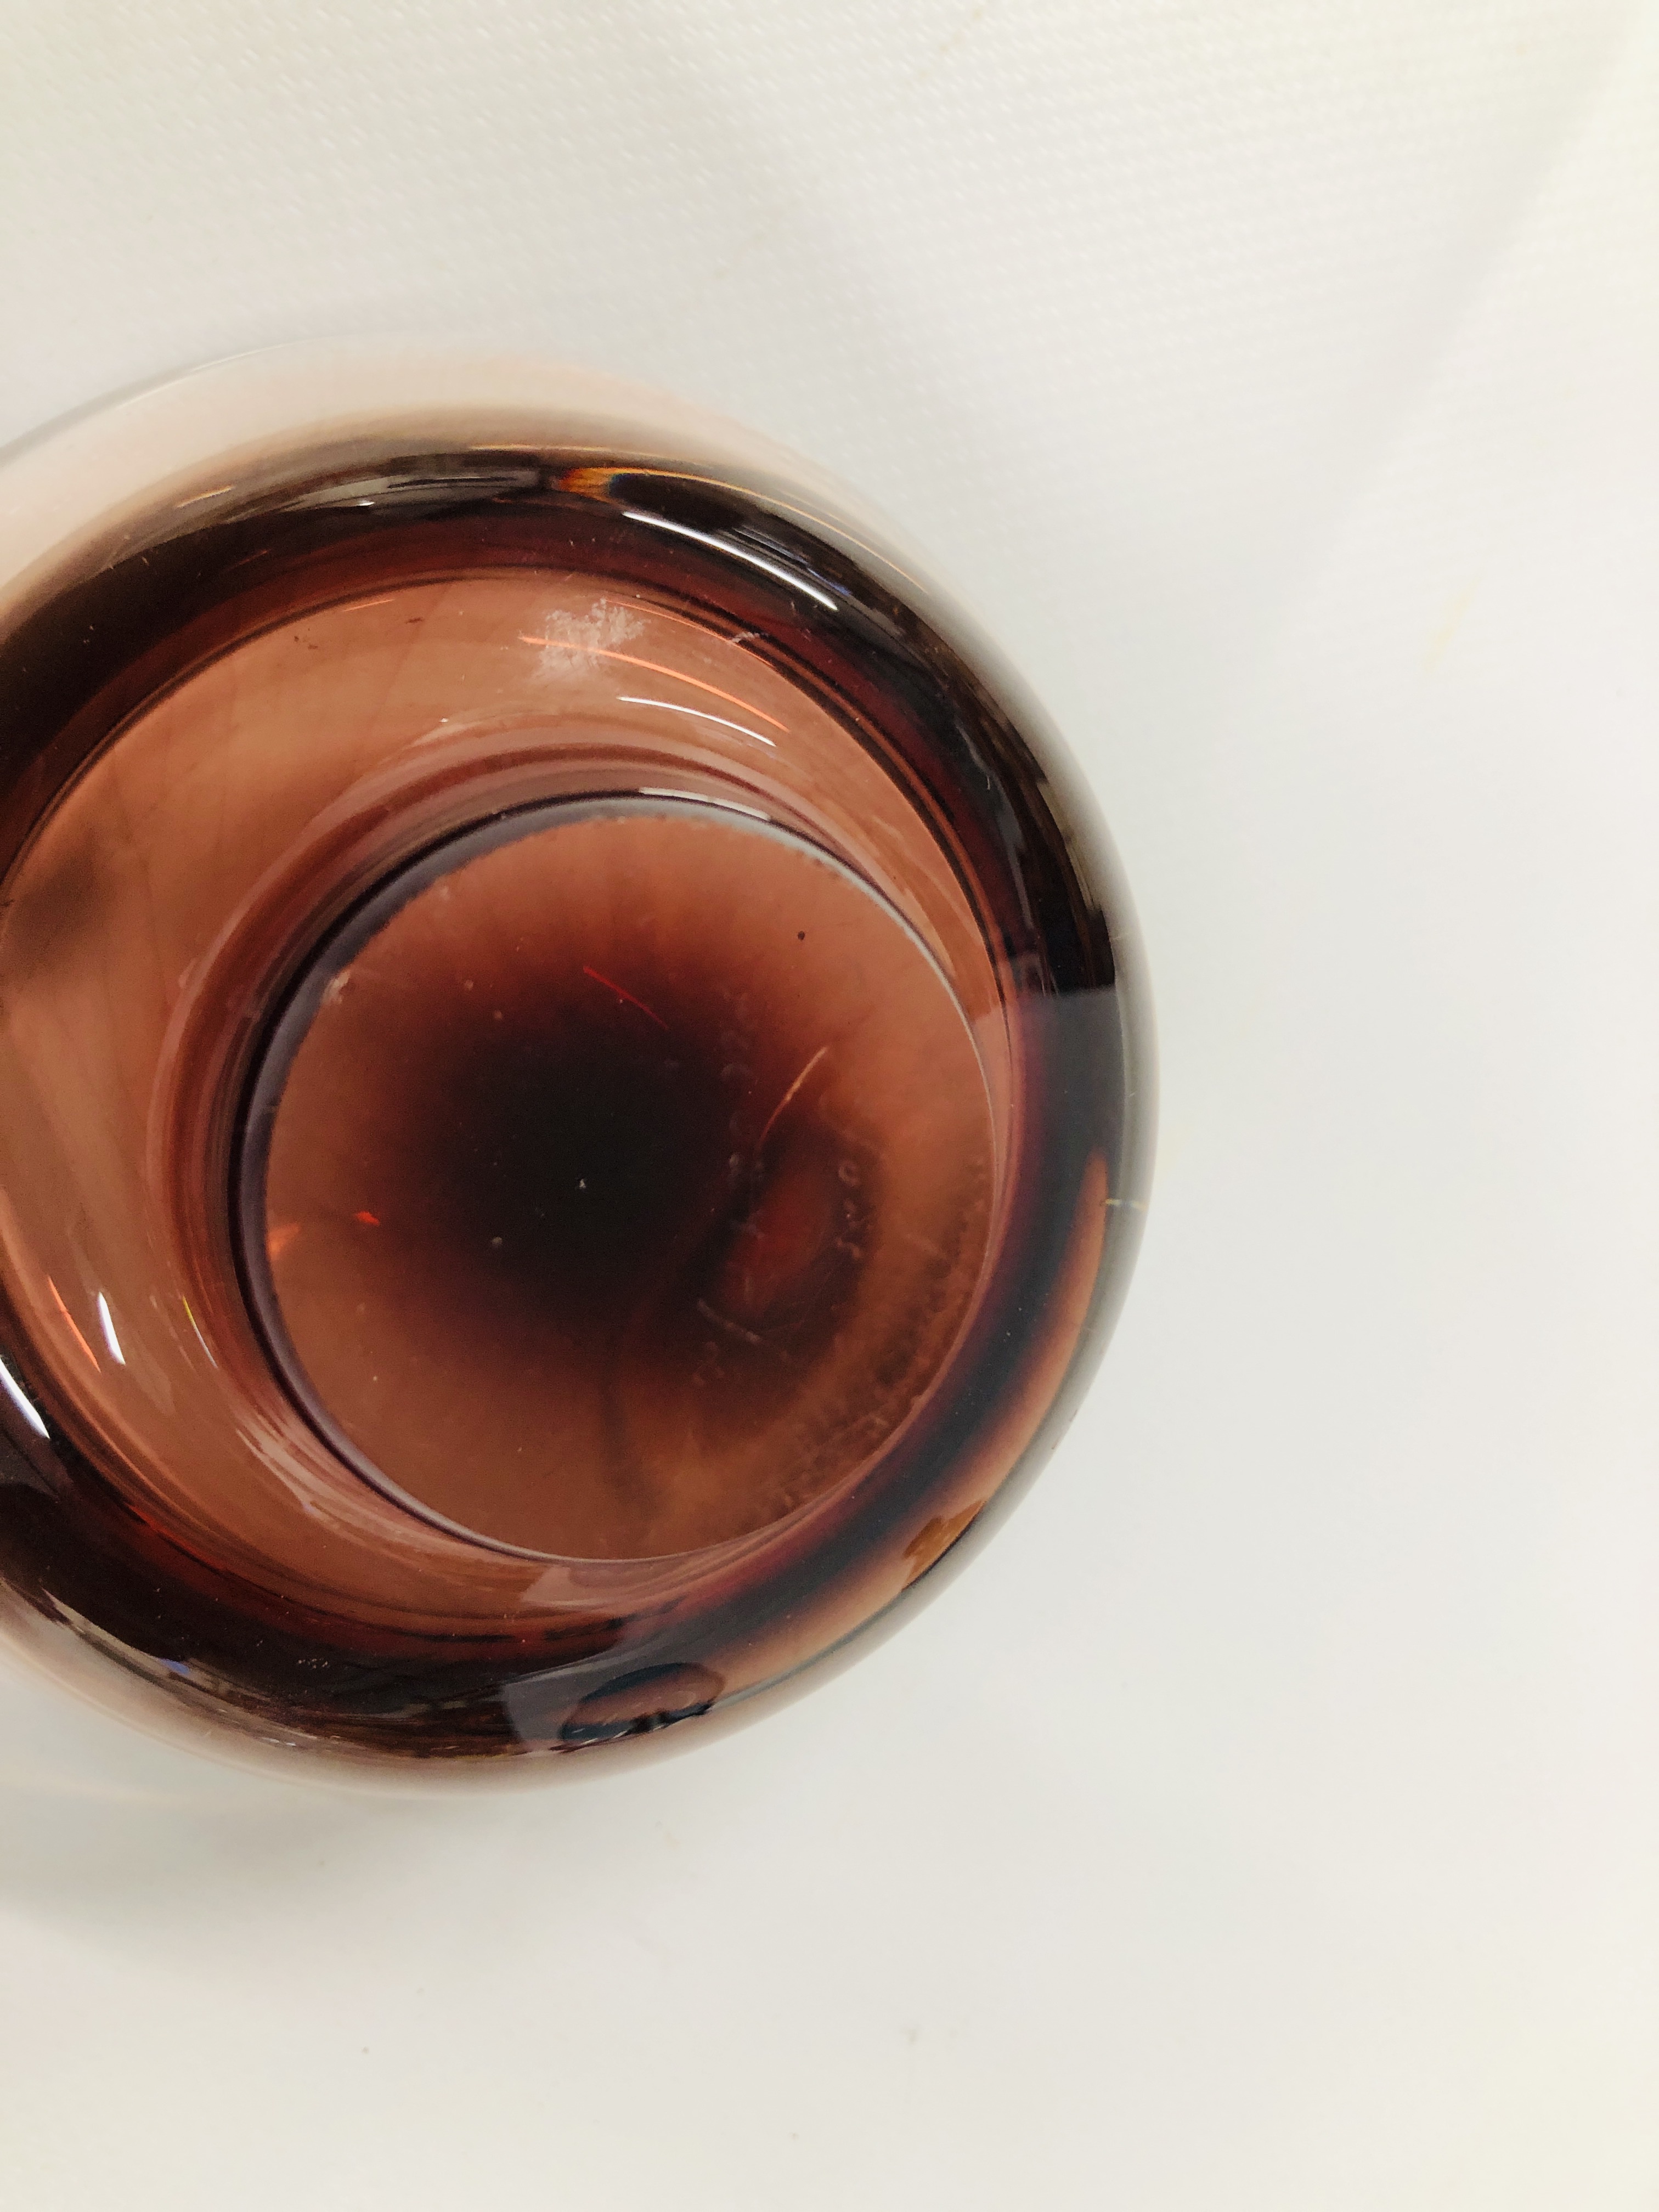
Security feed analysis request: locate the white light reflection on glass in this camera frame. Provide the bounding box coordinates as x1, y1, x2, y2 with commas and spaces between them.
95, 1293, 127, 1367
638, 787, 771, 822
181, 1297, 217, 1368
0, 1355, 48, 1438
616, 694, 776, 749
621, 510, 839, 613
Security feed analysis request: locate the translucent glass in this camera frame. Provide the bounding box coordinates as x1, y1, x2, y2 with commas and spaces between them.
0, 347, 1152, 1780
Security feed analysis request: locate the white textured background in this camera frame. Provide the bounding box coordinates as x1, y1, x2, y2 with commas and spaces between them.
2, 4, 1657, 2207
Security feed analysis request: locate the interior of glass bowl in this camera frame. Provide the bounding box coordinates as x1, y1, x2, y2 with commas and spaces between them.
0, 379, 1143, 1766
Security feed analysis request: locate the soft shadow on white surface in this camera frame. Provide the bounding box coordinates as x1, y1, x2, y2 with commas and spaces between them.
0, 1660, 421, 1922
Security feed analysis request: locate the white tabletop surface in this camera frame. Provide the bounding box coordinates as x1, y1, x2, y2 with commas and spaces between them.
1, 4, 1656, 2206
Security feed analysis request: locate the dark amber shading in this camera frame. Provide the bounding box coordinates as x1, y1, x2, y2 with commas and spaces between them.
247, 800, 995, 1561
0, 408, 1150, 1777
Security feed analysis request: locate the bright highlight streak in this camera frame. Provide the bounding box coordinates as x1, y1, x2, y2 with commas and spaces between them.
637, 788, 771, 822
182, 1297, 218, 1368
0, 1355, 48, 1439
621, 509, 839, 612
616, 695, 776, 749
515, 635, 789, 731
95, 1292, 127, 1367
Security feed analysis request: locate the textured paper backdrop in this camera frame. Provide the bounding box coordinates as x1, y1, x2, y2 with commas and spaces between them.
1, 5, 1656, 2207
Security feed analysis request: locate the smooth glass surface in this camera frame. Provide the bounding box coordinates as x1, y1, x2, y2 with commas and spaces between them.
247, 798, 996, 1561
0, 350, 1151, 1776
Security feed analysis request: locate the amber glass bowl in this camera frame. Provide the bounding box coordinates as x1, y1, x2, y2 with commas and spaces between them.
0, 347, 1152, 1780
